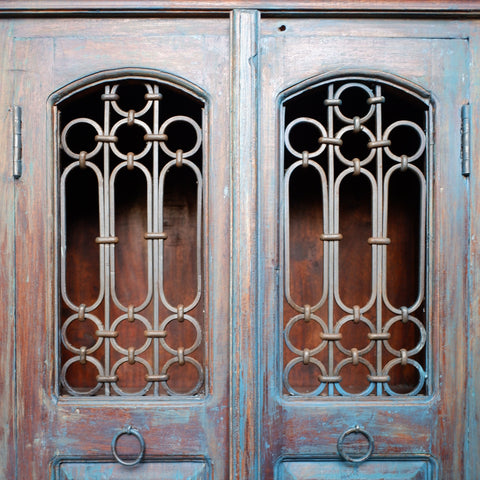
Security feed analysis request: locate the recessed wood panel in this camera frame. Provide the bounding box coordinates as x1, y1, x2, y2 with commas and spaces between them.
56, 459, 208, 479
278, 458, 437, 479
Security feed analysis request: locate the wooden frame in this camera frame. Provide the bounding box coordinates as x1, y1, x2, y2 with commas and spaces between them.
0, 3, 478, 479
1, 1, 480, 15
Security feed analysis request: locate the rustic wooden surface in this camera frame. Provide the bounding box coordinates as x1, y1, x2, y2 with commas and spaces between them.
0, 5, 479, 480
55, 459, 208, 479
8, 16, 231, 480
278, 457, 436, 479
0, 21, 16, 480
467, 28, 480, 480
2, 0, 480, 14
259, 17, 472, 479
230, 9, 261, 480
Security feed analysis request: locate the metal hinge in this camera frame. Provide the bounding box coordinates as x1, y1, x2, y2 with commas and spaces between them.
12, 105, 22, 179
461, 103, 471, 177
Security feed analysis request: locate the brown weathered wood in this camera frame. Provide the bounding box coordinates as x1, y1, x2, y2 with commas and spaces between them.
0, 22, 16, 480
230, 9, 260, 479
429, 36, 470, 477
466, 25, 480, 480
10, 16, 230, 479
13, 35, 55, 479
2, 0, 480, 15
55, 460, 208, 478
1, 6, 478, 480
259, 17, 470, 478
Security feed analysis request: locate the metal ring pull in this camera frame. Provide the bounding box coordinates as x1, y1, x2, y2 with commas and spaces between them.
337, 425, 374, 463
111, 425, 145, 466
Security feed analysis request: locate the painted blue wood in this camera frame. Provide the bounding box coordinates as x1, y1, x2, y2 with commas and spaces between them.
1, 8, 477, 479
230, 9, 261, 480
0, 23, 17, 480
278, 458, 437, 480
466, 28, 480, 480
258, 17, 470, 478
56, 460, 207, 480
8, 16, 232, 479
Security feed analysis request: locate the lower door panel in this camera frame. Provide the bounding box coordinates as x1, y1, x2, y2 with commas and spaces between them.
277, 457, 437, 480
54, 458, 208, 479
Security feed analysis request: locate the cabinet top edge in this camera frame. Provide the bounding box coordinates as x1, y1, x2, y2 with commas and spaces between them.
1, 0, 480, 16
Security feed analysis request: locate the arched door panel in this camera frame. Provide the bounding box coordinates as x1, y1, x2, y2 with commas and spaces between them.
11, 18, 230, 479
259, 19, 469, 479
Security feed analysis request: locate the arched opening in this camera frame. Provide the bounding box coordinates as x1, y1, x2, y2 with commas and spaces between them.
56, 73, 206, 397
281, 74, 430, 396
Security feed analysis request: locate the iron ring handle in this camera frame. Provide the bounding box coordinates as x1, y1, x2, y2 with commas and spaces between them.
337, 425, 374, 463
111, 425, 145, 466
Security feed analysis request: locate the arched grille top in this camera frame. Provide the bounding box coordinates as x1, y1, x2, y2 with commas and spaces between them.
281, 74, 431, 397
56, 75, 206, 398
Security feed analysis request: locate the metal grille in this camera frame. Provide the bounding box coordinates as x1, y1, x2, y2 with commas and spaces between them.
282, 78, 429, 396
58, 79, 204, 396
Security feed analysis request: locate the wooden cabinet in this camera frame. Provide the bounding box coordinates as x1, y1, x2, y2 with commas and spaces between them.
0, 3, 479, 479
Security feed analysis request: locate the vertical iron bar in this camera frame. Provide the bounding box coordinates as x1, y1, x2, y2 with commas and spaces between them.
54, 106, 60, 397
375, 85, 383, 395
103, 85, 112, 395
152, 84, 160, 396
426, 107, 433, 395
327, 84, 335, 395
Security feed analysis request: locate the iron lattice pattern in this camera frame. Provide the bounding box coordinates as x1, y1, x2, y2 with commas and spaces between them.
58, 79, 204, 396
283, 79, 429, 396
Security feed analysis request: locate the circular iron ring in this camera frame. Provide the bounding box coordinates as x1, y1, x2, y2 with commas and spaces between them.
111, 425, 145, 466
337, 425, 374, 463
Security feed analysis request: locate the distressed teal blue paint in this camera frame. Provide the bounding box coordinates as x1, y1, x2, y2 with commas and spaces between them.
278, 457, 437, 480
57, 460, 207, 480
230, 8, 260, 480
465, 28, 479, 480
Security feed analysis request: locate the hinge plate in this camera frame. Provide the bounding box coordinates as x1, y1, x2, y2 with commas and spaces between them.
461, 103, 471, 177
12, 105, 22, 179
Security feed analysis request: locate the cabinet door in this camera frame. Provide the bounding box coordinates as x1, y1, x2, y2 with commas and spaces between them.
3, 11, 475, 480
9, 17, 230, 479
259, 18, 469, 478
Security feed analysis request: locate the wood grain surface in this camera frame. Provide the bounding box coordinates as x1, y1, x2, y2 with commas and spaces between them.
1, 0, 480, 14
0, 6, 478, 480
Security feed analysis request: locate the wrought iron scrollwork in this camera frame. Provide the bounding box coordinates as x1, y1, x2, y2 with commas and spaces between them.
58, 79, 204, 397
283, 78, 429, 397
